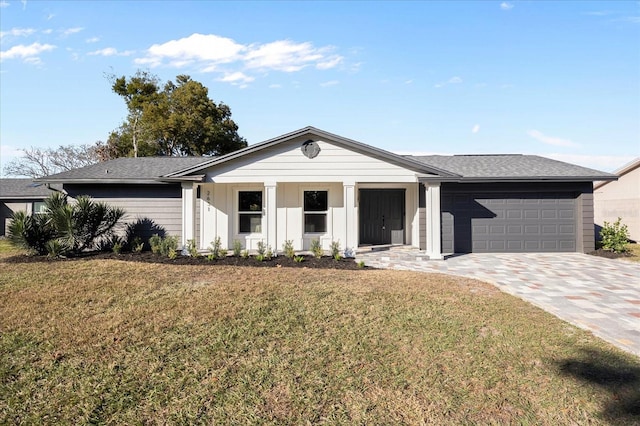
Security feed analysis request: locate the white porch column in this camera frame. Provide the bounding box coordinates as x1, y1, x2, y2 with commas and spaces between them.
264, 182, 277, 252
343, 180, 356, 254
424, 183, 443, 260
181, 182, 196, 250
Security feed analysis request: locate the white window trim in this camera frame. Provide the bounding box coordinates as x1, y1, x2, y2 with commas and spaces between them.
301, 187, 330, 236
235, 187, 265, 236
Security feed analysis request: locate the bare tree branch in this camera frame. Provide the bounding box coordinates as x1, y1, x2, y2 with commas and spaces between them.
3, 143, 103, 178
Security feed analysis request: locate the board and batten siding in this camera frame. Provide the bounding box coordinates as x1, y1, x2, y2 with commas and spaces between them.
64, 184, 183, 240
205, 138, 423, 184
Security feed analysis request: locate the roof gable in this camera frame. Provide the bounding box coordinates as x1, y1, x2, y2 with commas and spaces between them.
165, 126, 459, 179
0, 179, 60, 199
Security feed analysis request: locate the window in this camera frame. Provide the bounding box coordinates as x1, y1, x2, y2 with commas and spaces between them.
33, 201, 47, 214
304, 190, 328, 233
238, 191, 262, 233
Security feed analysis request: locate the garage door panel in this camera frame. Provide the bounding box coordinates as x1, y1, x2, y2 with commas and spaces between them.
442, 191, 576, 253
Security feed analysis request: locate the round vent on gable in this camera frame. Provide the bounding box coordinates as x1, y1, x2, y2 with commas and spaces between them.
301, 140, 320, 159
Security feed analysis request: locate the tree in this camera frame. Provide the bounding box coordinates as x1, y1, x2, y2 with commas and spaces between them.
3, 143, 104, 178
110, 70, 161, 158
107, 72, 247, 158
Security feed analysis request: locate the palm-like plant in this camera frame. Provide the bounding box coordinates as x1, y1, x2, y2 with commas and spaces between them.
8, 193, 125, 256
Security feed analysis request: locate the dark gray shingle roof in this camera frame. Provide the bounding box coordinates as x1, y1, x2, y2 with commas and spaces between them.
38, 157, 212, 183
0, 179, 60, 199
409, 154, 616, 180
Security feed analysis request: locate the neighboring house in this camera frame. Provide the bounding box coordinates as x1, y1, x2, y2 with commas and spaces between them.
37, 127, 616, 258
0, 179, 60, 237
594, 158, 640, 242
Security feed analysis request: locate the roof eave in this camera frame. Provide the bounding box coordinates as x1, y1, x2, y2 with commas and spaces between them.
456, 175, 619, 183
34, 178, 175, 185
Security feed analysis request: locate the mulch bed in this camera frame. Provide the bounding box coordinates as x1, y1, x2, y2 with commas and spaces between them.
2, 250, 370, 270
587, 248, 634, 260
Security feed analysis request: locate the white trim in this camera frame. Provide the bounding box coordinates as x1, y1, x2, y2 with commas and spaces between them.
344, 182, 356, 251
301, 187, 330, 237
181, 182, 196, 250
265, 183, 277, 252
424, 183, 443, 260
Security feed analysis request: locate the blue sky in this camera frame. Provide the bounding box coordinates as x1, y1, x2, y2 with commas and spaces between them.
1, 0, 638, 176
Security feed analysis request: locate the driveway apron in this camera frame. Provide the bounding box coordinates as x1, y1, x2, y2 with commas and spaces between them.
356, 249, 640, 357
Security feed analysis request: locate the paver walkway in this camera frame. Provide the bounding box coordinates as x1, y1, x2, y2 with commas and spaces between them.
355, 248, 640, 357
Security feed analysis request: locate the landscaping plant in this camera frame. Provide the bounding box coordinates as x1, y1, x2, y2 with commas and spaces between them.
232, 240, 243, 257
282, 240, 295, 258
7, 193, 124, 256
600, 217, 630, 253
330, 240, 342, 261
310, 238, 323, 258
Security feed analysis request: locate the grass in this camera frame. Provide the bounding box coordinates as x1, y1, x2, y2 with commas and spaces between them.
623, 243, 640, 263
1, 239, 639, 424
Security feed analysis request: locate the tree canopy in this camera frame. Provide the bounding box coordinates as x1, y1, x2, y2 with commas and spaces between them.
106, 72, 247, 158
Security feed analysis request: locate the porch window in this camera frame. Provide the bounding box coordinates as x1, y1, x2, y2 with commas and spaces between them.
238, 191, 262, 233
304, 190, 327, 233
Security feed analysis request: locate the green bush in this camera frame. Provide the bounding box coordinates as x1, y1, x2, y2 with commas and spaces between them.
282, 240, 295, 258
232, 240, 243, 257
161, 236, 179, 257
208, 237, 222, 259
257, 241, 266, 257
310, 238, 323, 258
330, 240, 342, 260
186, 239, 199, 257
149, 234, 163, 254
600, 217, 630, 253
7, 193, 124, 257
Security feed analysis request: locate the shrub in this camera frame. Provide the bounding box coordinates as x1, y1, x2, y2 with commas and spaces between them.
330, 240, 342, 260
310, 238, 323, 258
600, 218, 630, 253
112, 241, 123, 254
257, 241, 266, 257
149, 234, 163, 254
241, 249, 250, 259
265, 245, 274, 260
209, 237, 222, 259
45, 239, 65, 258
125, 217, 165, 252
357, 260, 366, 268
232, 240, 243, 257
131, 237, 144, 253
7, 210, 55, 255
186, 239, 199, 257
7, 193, 124, 257
294, 255, 304, 263
161, 236, 179, 257
282, 240, 295, 258
219, 248, 228, 258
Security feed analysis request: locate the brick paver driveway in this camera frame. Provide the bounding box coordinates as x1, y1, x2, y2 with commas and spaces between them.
356, 249, 640, 357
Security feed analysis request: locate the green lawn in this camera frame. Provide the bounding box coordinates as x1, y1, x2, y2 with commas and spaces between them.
1, 239, 638, 424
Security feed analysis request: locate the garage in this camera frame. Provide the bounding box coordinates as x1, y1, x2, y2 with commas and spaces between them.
440, 183, 583, 253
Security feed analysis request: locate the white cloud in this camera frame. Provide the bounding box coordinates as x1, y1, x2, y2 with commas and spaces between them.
86, 36, 100, 43
217, 71, 254, 84
500, 2, 514, 11
0, 42, 56, 61
135, 33, 245, 67
42, 29, 53, 34
405, 79, 413, 84
472, 124, 480, 133
21, 0, 26, 9
135, 33, 345, 87
0, 27, 36, 38
0, 1, 9, 8
527, 129, 579, 148
61, 27, 84, 36
268, 83, 282, 89
320, 80, 339, 87
88, 47, 133, 57
434, 76, 463, 88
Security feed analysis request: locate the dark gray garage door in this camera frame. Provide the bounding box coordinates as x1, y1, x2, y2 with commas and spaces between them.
441, 192, 576, 253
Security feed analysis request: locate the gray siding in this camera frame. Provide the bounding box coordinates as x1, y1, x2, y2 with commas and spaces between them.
64, 184, 183, 240
1, 200, 36, 237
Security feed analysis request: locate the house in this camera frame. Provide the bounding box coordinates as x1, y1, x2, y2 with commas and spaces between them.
37, 127, 616, 258
594, 158, 640, 242
0, 179, 60, 237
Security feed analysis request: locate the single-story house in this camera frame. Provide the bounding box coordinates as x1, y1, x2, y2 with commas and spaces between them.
594, 158, 640, 242
37, 127, 616, 259
0, 179, 60, 237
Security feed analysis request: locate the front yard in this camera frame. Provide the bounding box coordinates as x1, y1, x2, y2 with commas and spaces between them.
1, 240, 638, 424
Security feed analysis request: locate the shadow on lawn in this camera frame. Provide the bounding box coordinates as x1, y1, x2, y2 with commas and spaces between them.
554, 348, 640, 425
